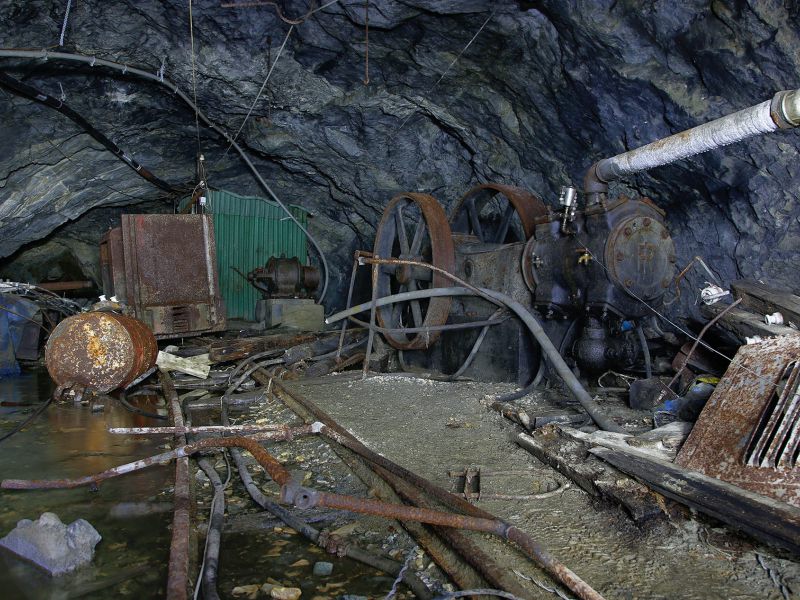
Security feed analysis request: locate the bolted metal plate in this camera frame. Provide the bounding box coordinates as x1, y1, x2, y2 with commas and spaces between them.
45, 312, 158, 393
604, 214, 675, 301
676, 333, 800, 508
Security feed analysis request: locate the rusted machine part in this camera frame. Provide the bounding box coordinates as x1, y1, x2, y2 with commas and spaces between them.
45, 312, 157, 394
373, 193, 455, 350
247, 256, 320, 299
162, 371, 192, 600
449, 183, 547, 243
262, 378, 606, 600
676, 334, 800, 507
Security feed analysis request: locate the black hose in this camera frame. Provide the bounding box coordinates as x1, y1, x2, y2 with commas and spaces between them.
0, 397, 52, 444
197, 458, 224, 600
118, 393, 168, 421
327, 286, 625, 433
0, 70, 188, 194
636, 325, 652, 379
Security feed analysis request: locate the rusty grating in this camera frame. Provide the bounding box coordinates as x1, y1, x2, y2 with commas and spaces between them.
676, 333, 800, 508
745, 359, 800, 469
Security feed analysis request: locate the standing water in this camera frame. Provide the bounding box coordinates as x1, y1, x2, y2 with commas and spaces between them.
0, 369, 173, 599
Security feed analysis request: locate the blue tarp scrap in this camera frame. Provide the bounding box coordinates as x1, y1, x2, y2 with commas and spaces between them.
0, 294, 41, 378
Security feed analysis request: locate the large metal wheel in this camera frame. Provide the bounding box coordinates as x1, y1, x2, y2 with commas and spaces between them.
449, 183, 546, 244
373, 193, 455, 350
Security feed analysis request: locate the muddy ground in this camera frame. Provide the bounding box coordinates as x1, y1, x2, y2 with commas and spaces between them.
192, 371, 799, 600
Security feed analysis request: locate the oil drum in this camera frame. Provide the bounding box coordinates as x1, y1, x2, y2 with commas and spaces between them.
45, 312, 158, 393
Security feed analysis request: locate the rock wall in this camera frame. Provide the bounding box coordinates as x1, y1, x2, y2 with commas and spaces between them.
0, 0, 797, 313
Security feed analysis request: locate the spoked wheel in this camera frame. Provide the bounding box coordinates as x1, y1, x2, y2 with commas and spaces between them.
372, 193, 455, 350
449, 183, 546, 244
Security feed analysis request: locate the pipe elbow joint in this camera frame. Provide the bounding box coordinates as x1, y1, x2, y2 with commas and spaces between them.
771, 89, 800, 129
583, 161, 609, 204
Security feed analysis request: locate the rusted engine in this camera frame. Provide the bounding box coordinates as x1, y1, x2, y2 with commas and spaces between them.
371, 184, 676, 381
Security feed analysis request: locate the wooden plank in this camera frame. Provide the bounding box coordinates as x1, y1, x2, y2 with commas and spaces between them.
700, 303, 794, 342
514, 429, 667, 523
731, 279, 800, 328
156, 351, 210, 379
590, 446, 800, 554
207, 332, 318, 362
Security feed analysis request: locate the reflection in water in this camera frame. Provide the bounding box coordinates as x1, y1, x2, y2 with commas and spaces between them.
0, 369, 172, 599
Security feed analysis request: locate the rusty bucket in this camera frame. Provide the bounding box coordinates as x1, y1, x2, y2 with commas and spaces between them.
45, 312, 158, 393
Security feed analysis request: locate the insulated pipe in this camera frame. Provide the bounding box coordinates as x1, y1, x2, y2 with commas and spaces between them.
326, 285, 625, 433
0, 49, 330, 304
584, 88, 800, 200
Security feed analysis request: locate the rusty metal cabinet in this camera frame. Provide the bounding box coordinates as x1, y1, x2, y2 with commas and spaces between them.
100, 214, 226, 338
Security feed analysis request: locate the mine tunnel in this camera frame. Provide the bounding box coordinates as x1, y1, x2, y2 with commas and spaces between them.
0, 1, 798, 599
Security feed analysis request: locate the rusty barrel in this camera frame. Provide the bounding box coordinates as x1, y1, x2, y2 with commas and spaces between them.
45, 312, 158, 393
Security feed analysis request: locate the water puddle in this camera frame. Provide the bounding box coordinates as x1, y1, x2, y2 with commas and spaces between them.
0, 369, 172, 599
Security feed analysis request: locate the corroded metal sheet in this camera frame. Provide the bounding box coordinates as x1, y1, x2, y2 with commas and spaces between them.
676, 333, 800, 508
45, 312, 158, 393
120, 214, 226, 338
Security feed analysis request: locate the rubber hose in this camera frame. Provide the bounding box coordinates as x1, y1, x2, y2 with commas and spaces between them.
636, 325, 652, 379
326, 287, 624, 433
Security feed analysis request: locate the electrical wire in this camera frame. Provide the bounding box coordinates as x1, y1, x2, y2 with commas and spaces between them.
393, 8, 496, 134
188, 0, 203, 158
0, 397, 53, 444
217, 24, 294, 165
0, 49, 331, 304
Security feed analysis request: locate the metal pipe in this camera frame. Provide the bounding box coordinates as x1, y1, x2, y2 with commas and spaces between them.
262, 380, 606, 600
280, 484, 605, 600
162, 371, 192, 600
584, 88, 800, 199
326, 263, 624, 433
0, 48, 330, 304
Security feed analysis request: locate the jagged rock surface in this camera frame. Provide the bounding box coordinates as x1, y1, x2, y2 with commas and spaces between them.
0, 0, 798, 312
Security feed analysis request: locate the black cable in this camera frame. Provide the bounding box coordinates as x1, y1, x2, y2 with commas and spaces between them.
0, 397, 52, 444
636, 324, 653, 379
0, 70, 190, 194
119, 393, 168, 420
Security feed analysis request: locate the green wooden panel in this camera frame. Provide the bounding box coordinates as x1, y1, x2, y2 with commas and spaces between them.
195, 190, 308, 321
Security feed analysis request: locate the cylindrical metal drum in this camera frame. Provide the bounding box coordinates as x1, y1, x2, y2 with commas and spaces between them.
45, 312, 158, 393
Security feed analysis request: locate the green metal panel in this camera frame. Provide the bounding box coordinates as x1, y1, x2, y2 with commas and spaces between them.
191, 189, 308, 321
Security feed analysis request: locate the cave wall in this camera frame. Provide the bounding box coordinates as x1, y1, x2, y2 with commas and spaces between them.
0, 0, 798, 315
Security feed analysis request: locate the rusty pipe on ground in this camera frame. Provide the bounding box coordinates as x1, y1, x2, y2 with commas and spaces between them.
163, 371, 191, 600
280, 483, 605, 600
584, 88, 800, 202
0, 429, 319, 490
262, 379, 606, 600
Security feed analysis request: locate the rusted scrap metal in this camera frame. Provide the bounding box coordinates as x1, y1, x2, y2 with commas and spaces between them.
45, 312, 158, 393
208, 331, 318, 362
676, 334, 800, 508
447, 466, 568, 501
280, 482, 604, 600
108, 423, 303, 435
0, 428, 316, 490
260, 377, 606, 600
162, 371, 191, 600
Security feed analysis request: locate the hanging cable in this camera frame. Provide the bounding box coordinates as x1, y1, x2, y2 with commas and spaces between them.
58, 0, 73, 47
0, 70, 190, 193
217, 24, 294, 165
188, 0, 203, 158
0, 49, 331, 304
363, 0, 370, 85
394, 8, 496, 134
